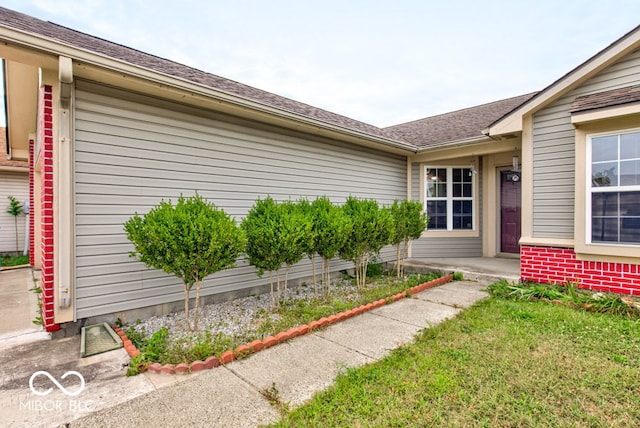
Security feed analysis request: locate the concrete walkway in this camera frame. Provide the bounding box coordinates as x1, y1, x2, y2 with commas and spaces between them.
1, 278, 492, 427
0, 267, 42, 341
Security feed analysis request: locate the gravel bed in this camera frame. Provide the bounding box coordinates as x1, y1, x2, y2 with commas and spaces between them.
127, 279, 360, 344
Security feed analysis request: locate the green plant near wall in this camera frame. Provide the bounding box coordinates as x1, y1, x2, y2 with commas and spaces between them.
242, 196, 287, 308
339, 196, 393, 289
389, 199, 429, 277
296, 198, 319, 292
6, 196, 24, 253
124, 193, 246, 332
30, 278, 43, 326
279, 200, 313, 299
311, 196, 352, 297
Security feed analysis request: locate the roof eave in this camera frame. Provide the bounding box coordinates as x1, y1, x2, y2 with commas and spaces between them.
487, 24, 640, 137
415, 135, 492, 154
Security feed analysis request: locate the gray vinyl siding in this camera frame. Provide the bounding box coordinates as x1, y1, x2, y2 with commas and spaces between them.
73, 81, 406, 319
410, 162, 483, 258
0, 171, 29, 253
531, 47, 640, 238
411, 162, 420, 201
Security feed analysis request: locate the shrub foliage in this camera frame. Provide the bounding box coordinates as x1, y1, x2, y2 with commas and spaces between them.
124, 194, 245, 331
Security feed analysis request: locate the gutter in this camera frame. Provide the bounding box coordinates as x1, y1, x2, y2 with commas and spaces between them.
415, 135, 492, 154
0, 25, 417, 154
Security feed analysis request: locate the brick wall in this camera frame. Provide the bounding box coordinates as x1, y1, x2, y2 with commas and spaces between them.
521, 245, 640, 295
39, 85, 59, 332
29, 138, 34, 266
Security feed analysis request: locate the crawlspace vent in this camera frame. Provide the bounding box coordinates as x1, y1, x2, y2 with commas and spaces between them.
81, 322, 123, 357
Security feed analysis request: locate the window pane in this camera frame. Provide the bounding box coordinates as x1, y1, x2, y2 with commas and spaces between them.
463, 183, 472, 197
592, 193, 619, 217
453, 183, 462, 197
620, 191, 640, 214
454, 200, 472, 214
620, 132, 640, 160
462, 168, 472, 182
453, 201, 473, 229
426, 168, 447, 197
592, 217, 619, 242
426, 201, 447, 229
453, 214, 473, 229
621, 192, 640, 243
592, 162, 618, 187
592, 135, 618, 162
620, 160, 640, 186
453, 168, 461, 182
620, 220, 640, 243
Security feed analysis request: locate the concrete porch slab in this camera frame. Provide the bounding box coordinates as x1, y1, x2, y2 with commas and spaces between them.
404, 257, 520, 283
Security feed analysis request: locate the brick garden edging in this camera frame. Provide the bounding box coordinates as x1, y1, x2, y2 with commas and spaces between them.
113, 273, 454, 375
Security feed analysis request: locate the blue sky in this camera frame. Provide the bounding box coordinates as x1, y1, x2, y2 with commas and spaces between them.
2, 1, 640, 126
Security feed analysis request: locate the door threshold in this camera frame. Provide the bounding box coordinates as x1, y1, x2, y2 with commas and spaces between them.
496, 252, 520, 259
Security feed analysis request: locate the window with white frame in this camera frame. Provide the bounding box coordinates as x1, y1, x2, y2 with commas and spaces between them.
589, 130, 640, 244
424, 166, 474, 230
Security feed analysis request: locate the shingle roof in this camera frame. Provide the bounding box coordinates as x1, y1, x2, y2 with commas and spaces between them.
385, 92, 537, 148
570, 85, 640, 113
0, 7, 405, 146
0, 7, 543, 153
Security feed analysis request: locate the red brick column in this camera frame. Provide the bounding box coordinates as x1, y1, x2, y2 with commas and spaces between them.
40, 85, 59, 332
28, 138, 35, 267
521, 245, 640, 295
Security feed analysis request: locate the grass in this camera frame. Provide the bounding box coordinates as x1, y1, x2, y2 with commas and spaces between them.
274, 296, 640, 427
1, 254, 29, 267
126, 271, 442, 373
488, 280, 640, 319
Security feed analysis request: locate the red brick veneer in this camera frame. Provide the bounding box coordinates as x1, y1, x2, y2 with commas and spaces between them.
28, 137, 35, 267
521, 245, 640, 295
39, 85, 59, 332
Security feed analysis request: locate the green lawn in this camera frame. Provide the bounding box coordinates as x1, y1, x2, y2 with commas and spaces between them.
274, 297, 640, 427
1, 254, 29, 267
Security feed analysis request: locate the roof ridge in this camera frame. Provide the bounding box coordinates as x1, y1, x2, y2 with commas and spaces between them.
385, 91, 538, 129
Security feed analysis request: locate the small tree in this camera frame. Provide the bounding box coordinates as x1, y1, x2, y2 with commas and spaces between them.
312, 196, 351, 296
243, 197, 313, 307
242, 197, 285, 307
124, 194, 245, 332
389, 200, 429, 277
296, 198, 319, 293
279, 199, 313, 298
6, 196, 24, 253
339, 197, 393, 289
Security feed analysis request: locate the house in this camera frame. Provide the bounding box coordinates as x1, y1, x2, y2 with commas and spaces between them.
0, 7, 637, 334
0, 128, 29, 255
